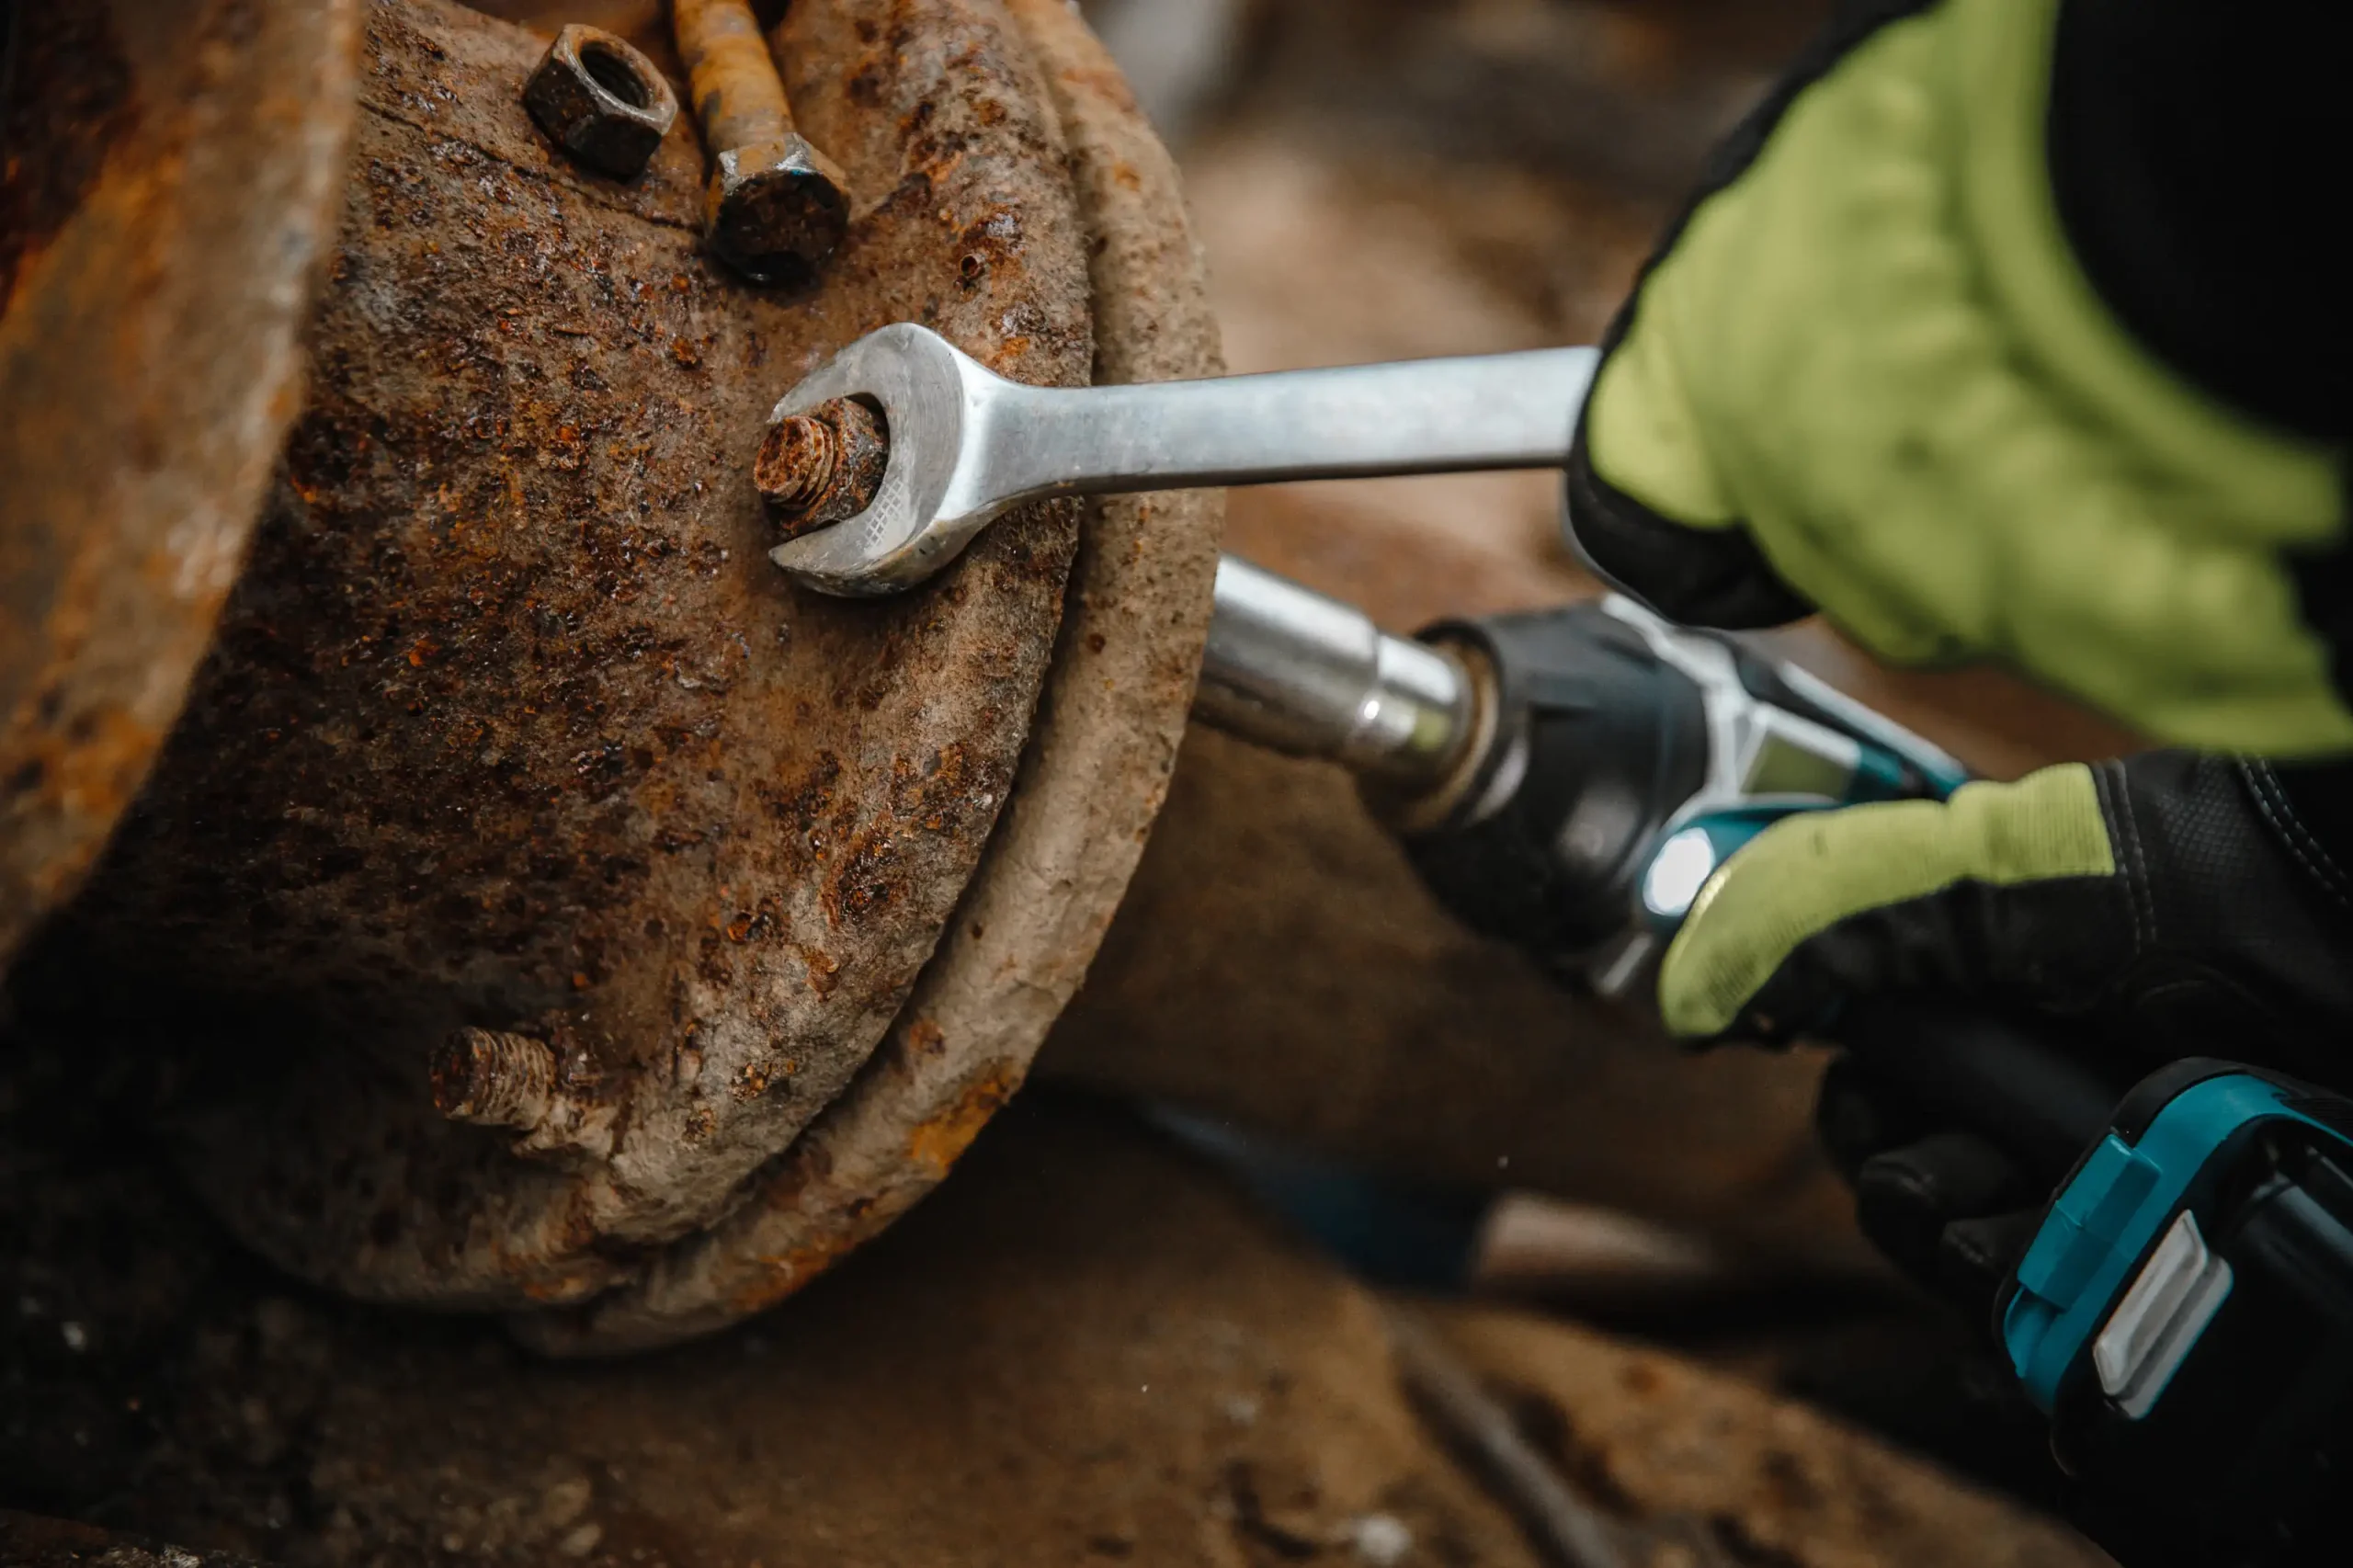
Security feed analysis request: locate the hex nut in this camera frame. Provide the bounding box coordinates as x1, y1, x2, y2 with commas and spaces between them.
523, 25, 679, 181
706, 135, 853, 288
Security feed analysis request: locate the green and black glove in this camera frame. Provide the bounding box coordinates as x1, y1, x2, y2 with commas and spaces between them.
1568, 0, 2353, 1455
1565, 0, 2350, 755
1660, 750, 2353, 1312
1660, 756, 2353, 1055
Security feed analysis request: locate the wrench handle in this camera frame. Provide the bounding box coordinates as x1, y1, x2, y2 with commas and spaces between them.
979, 347, 1600, 504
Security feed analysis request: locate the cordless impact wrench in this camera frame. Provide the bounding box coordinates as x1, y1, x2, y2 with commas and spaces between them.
1193, 556, 2353, 1565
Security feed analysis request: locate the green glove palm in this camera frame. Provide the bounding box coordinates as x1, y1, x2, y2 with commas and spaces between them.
1657, 754, 2353, 1074
1567, 0, 2350, 755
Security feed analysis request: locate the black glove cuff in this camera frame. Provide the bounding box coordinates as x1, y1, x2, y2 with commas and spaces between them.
1561, 437, 1813, 631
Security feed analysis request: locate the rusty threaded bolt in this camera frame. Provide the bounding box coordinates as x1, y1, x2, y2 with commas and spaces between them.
431, 1027, 559, 1131
756, 396, 889, 539
756, 414, 839, 512
671, 0, 852, 287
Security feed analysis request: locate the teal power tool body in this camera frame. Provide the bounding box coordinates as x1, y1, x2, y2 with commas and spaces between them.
1193, 558, 2353, 1563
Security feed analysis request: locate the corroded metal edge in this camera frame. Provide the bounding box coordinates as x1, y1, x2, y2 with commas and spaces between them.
514, 0, 1225, 1352
0, 0, 362, 963
97, 0, 1095, 1310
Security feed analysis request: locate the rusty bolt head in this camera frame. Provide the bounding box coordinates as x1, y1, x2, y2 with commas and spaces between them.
756, 396, 889, 539
706, 136, 853, 288
523, 26, 679, 181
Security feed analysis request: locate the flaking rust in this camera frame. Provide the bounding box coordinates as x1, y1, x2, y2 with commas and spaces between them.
756, 397, 890, 537
515, 0, 1228, 1355
672, 0, 852, 285
19, 0, 1099, 1315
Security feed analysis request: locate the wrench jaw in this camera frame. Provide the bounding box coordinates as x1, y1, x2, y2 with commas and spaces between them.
768, 324, 1608, 597
766, 323, 1000, 597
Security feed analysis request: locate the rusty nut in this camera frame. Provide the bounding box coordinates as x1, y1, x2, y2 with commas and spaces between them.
706, 135, 853, 288
756, 396, 890, 539
523, 25, 678, 181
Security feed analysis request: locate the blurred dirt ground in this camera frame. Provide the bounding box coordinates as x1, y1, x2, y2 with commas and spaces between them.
3, 2, 2121, 1564
2, 1030, 2107, 1568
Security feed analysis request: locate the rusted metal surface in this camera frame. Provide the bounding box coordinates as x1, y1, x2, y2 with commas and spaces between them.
512, 0, 1228, 1353
20, 0, 1108, 1319
756, 395, 889, 537
0, 0, 359, 967
521, 24, 676, 180
673, 0, 851, 286
671, 0, 799, 154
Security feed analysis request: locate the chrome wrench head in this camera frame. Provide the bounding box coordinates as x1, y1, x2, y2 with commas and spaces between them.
765, 324, 1014, 597
766, 323, 1601, 597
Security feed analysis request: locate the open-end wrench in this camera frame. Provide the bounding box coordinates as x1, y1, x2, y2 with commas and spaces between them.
763, 323, 1598, 596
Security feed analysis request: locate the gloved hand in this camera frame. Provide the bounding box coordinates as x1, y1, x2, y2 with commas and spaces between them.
1657, 752, 2353, 1324
1561, 1, 2353, 1557
1563, 0, 2350, 757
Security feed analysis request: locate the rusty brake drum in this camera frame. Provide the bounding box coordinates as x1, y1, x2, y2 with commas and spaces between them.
4, 0, 1221, 1352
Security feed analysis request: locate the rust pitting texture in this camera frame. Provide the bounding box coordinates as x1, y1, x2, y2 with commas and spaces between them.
756, 395, 889, 537
778, 0, 1092, 383
516, 0, 1228, 1354
1, 0, 360, 965
354, 0, 705, 246
22, 0, 1095, 1312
